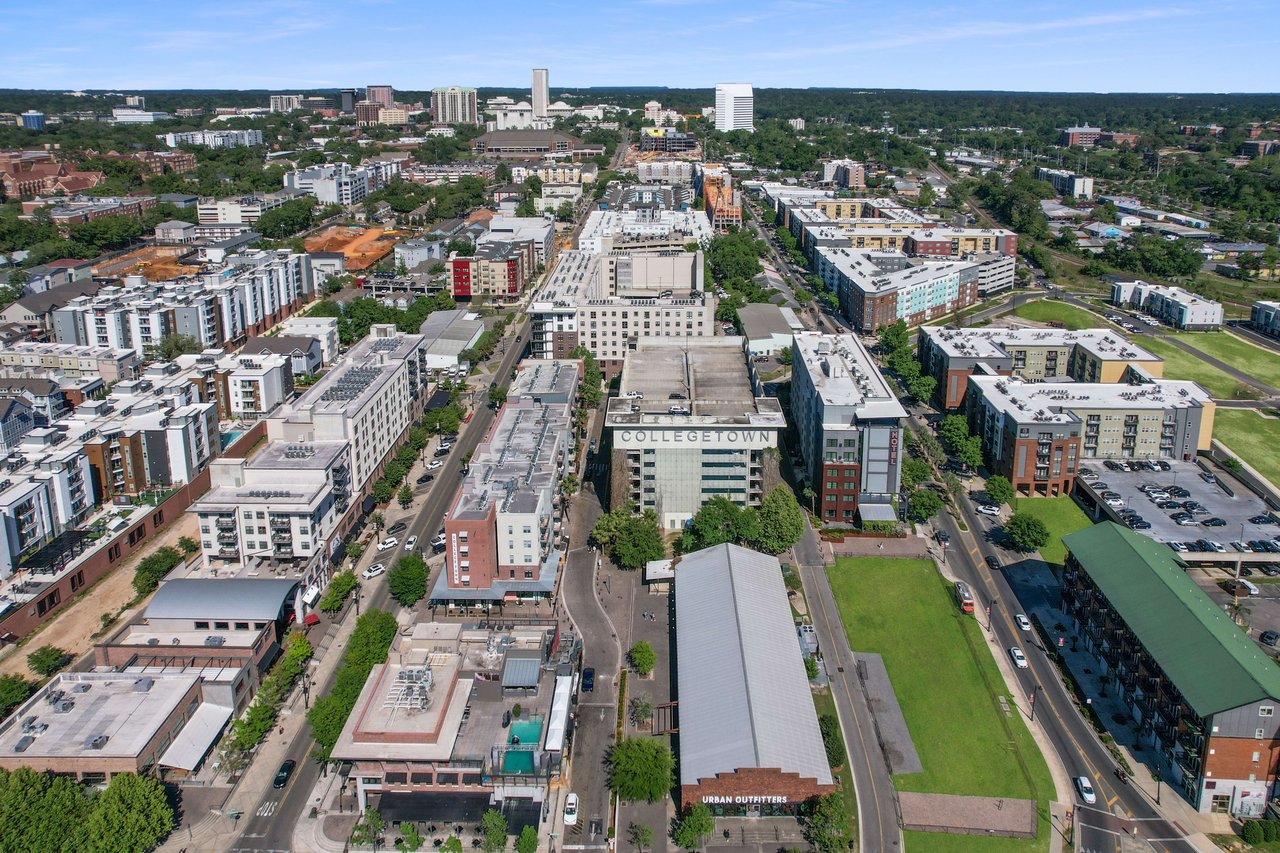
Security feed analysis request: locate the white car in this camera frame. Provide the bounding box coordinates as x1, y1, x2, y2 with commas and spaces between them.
438, 441, 453, 451
563, 792, 579, 827
431, 533, 447, 552
1075, 775, 1097, 805
1104, 497, 1125, 508
426, 460, 443, 471
1015, 614, 1032, 632
404, 535, 418, 552
1009, 646, 1029, 669
376, 537, 399, 552
976, 504, 1001, 516
362, 563, 387, 579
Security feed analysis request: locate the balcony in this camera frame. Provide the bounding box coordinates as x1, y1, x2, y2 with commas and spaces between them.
217, 531, 238, 544
270, 517, 291, 530
274, 546, 295, 559
217, 547, 239, 559
216, 517, 236, 530
272, 531, 293, 545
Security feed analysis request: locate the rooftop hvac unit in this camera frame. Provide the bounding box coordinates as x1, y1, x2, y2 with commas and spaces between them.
133, 677, 154, 693
85, 735, 109, 750
204, 636, 226, 647
71, 683, 91, 694
52, 700, 74, 714
13, 736, 33, 753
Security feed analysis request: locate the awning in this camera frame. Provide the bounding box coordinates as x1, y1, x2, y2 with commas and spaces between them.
302, 585, 320, 606
859, 503, 898, 522
159, 703, 233, 771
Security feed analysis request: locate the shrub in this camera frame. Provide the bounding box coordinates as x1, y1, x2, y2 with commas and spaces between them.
1264, 820, 1280, 843
28, 645, 70, 677
819, 714, 846, 768
804, 657, 819, 680
318, 571, 357, 613
1241, 819, 1264, 845
308, 610, 398, 759
132, 546, 183, 596
628, 641, 656, 677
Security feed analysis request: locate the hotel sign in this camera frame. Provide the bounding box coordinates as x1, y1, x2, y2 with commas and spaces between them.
701, 795, 790, 805
613, 429, 774, 451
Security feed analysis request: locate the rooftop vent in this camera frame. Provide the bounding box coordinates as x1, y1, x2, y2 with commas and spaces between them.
133, 677, 154, 693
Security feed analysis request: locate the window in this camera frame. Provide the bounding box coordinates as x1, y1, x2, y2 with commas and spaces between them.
195, 621, 210, 630
1253, 751, 1261, 763
214, 621, 229, 630
1261, 707, 1274, 717
235, 622, 249, 631
1257, 728, 1266, 739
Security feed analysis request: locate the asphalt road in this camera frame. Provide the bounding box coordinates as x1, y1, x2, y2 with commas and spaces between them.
742, 200, 847, 334
231, 316, 532, 853
935, 490, 1197, 853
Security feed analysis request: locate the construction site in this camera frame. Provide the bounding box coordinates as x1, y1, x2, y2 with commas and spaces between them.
91, 245, 196, 281
304, 224, 399, 271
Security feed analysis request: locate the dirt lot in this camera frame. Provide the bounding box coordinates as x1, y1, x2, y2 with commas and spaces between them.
0, 512, 200, 678
304, 224, 397, 271
92, 245, 194, 281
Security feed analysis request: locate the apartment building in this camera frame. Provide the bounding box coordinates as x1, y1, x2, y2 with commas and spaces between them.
527, 250, 713, 377
267, 324, 427, 496
158, 129, 264, 148
21, 195, 156, 233
279, 316, 340, 364
0, 342, 138, 383
212, 352, 294, 419
790, 333, 907, 524
821, 159, 866, 189
813, 246, 978, 331
604, 338, 785, 530
486, 216, 556, 268
714, 83, 754, 132
637, 128, 699, 153
197, 191, 302, 226
112, 109, 171, 124
918, 326, 1164, 410
471, 130, 593, 161
1061, 522, 1280, 817
966, 374, 1213, 496
434, 360, 578, 605
509, 163, 598, 185
270, 94, 303, 113
578, 208, 714, 253
190, 440, 351, 593
903, 227, 1018, 258
241, 335, 324, 377
1111, 281, 1224, 331
431, 86, 479, 126
283, 163, 378, 206
970, 252, 1017, 296
636, 161, 694, 185
449, 240, 535, 303
697, 165, 742, 230
1035, 167, 1095, 200
1251, 301, 1280, 339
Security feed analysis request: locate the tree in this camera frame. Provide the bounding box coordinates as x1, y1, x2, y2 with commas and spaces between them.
347, 539, 366, 561
514, 825, 538, 853
0, 675, 33, 717
627, 823, 654, 852
591, 506, 628, 551
28, 645, 70, 677
753, 486, 806, 555
877, 319, 909, 354
672, 803, 714, 851
818, 714, 846, 768
777, 345, 793, 366
628, 641, 656, 677
608, 737, 674, 802
388, 554, 427, 607
1005, 512, 1050, 553
351, 807, 386, 847
939, 414, 970, 451
560, 474, 579, 496
372, 512, 385, 533
397, 822, 425, 852
805, 657, 819, 680
956, 434, 984, 472
901, 457, 933, 491
629, 696, 654, 726
804, 793, 854, 853
442, 836, 464, 853
907, 374, 937, 403
133, 545, 183, 595
907, 489, 942, 523
489, 386, 508, 408
481, 808, 508, 853
177, 535, 200, 555
146, 334, 200, 362
612, 510, 665, 570
917, 182, 937, 208
682, 496, 758, 552
984, 475, 1015, 506
79, 772, 174, 853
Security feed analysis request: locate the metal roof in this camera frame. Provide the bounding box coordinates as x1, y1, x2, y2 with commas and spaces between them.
158, 702, 233, 771
674, 543, 833, 788
146, 579, 299, 622
501, 652, 542, 689
1063, 522, 1280, 717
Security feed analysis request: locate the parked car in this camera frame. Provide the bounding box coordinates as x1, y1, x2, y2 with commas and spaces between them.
417, 473, 435, 485
404, 535, 418, 551
1251, 515, 1277, 526
1075, 776, 1097, 805
362, 563, 387, 579
426, 460, 443, 471
438, 441, 453, 451
1091, 482, 1110, 492
1262, 631, 1280, 648
1263, 566, 1280, 578
1200, 471, 1217, 483
563, 793, 580, 827
431, 533, 447, 552
986, 556, 1002, 570
1009, 647, 1029, 669
581, 668, 595, 692
976, 504, 1001, 516
1157, 500, 1181, 510
376, 537, 399, 552
273, 759, 297, 790
1203, 517, 1227, 528
1015, 614, 1032, 632
1130, 521, 1152, 530
388, 521, 407, 535
1168, 542, 1189, 553
1105, 497, 1125, 508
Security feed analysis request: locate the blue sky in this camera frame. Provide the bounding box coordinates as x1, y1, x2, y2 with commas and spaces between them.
5, 0, 1277, 93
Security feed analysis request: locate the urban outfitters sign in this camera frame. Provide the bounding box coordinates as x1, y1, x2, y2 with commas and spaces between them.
701, 795, 789, 805
613, 428, 774, 451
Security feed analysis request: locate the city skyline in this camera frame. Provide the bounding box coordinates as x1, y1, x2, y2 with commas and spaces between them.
4, 0, 1278, 94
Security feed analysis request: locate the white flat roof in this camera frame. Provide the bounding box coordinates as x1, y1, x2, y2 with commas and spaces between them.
920, 326, 1160, 363
969, 375, 1212, 423
792, 332, 907, 420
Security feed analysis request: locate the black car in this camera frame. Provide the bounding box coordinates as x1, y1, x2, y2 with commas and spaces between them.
1240, 567, 1256, 577
1157, 500, 1182, 510
273, 759, 297, 789
1168, 487, 1191, 498
1262, 631, 1280, 648
417, 473, 434, 485
936, 530, 950, 544
581, 668, 595, 693
1251, 515, 1277, 525
985, 556, 1001, 570
1203, 517, 1227, 528
1118, 508, 1139, 517
435, 447, 450, 458
1263, 566, 1280, 577
388, 521, 407, 535
1131, 521, 1152, 530
1104, 460, 1123, 471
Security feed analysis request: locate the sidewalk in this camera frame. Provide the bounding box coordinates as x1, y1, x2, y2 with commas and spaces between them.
156, 586, 366, 853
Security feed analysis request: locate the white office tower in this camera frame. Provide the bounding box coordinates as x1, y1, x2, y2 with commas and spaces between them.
715, 83, 754, 132
532, 68, 549, 119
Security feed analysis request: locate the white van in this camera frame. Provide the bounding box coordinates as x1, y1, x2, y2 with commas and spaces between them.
1240, 579, 1261, 596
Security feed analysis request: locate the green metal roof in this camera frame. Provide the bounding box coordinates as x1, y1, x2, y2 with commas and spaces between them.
1062, 521, 1280, 718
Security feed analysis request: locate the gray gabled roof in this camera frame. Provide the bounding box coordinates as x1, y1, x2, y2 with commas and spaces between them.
675, 543, 832, 787
146, 579, 299, 623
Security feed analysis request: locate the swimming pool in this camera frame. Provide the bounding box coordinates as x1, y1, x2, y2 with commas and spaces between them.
220, 429, 246, 450
501, 716, 544, 775
508, 716, 543, 746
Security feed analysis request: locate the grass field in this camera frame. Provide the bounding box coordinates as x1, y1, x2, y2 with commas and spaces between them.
1215, 409, 1280, 491
1008, 496, 1094, 567
1169, 331, 1280, 391
1133, 335, 1248, 399
1011, 299, 1101, 330
827, 558, 1054, 853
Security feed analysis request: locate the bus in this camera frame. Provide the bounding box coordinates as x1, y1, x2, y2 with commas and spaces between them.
954, 581, 975, 614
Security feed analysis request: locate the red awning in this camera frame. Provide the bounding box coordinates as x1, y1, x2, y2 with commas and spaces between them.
503, 591, 518, 602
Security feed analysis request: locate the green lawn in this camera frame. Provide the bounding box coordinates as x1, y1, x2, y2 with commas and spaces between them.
1215, 409, 1280, 491
1168, 331, 1280, 391
1132, 335, 1247, 399
1008, 496, 1095, 567
827, 558, 1054, 853
1011, 299, 1102, 330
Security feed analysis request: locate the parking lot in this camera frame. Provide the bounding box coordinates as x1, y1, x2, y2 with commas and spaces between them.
1188, 567, 1280, 654
1075, 458, 1279, 551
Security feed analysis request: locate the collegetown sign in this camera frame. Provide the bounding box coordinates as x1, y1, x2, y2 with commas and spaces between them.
701, 795, 790, 805
614, 429, 774, 448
